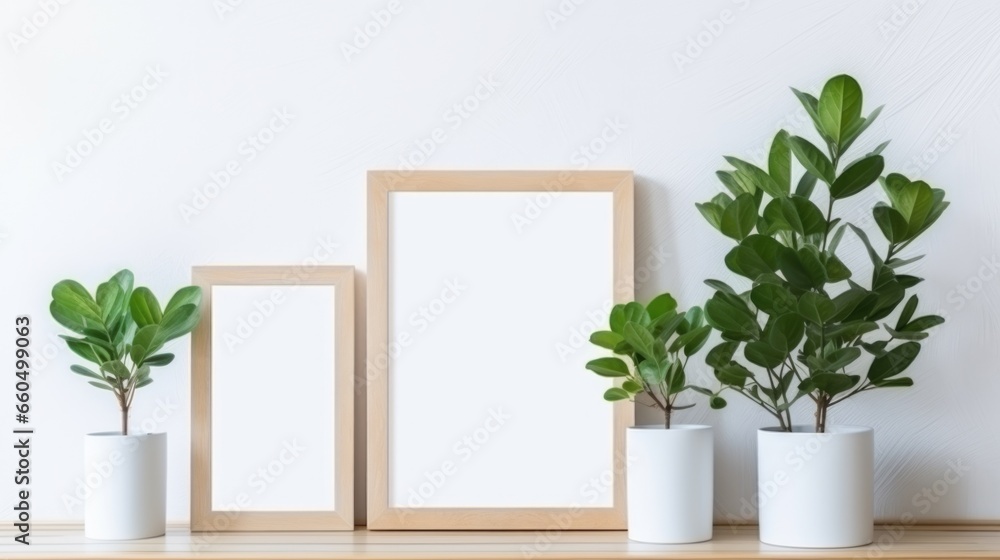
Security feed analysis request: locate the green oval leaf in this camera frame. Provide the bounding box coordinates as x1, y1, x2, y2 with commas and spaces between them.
706, 341, 739, 369
156, 303, 202, 343
705, 292, 760, 339
766, 313, 805, 354
797, 292, 835, 325
725, 156, 786, 198
586, 357, 631, 378
768, 130, 792, 194
867, 341, 921, 382
638, 360, 668, 386
623, 322, 657, 359
831, 155, 884, 199
646, 293, 678, 320
100, 360, 130, 380
818, 74, 863, 149
164, 286, 202, 316
88, 381, 115, 392
130, 287, 163, 328
142, 353, 175, 367
70, 364, 106, 381
610, 302, 650, 334
720, 193, 758, 241
745, 341, 785, 369
789, 136, 835, 184
750, 283, 796, 316
603, 387, 630, 401
873, 204, 909, 244
621, 380, 643, 394
590, 331, 625, 350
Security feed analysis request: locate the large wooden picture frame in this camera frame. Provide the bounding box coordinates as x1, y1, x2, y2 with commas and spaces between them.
191, 266, 354, 531
367, 170, 634, 530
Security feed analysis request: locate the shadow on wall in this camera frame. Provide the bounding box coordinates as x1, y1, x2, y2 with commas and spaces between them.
354, 267, 368, 525
632, 175, 681, 303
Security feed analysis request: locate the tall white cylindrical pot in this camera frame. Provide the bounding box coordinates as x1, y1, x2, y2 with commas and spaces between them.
84, 432, 167, 540
626, 425, 713, 543
757, 425, 873, 548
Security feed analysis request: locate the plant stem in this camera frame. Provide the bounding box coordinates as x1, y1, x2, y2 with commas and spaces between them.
821, 197, 835, 253
814, 395, 829, 433
733, 387, 786, 430
763, 367, 791, 429
636, 367, 670, 429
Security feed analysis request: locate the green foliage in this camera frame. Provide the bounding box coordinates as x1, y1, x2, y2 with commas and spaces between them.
697, 75, 948, 432
50, 270, 203, 435
585, 293, 717, 428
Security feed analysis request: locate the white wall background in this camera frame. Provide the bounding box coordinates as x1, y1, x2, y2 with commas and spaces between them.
1, 0, 998, 524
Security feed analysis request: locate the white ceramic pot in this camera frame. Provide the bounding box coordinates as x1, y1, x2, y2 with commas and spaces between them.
84, 432, 167, 540
626, 425, 713, 544
757, 425, 873, 548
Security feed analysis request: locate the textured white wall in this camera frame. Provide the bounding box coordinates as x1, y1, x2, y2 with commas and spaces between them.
1, 0, 998, 524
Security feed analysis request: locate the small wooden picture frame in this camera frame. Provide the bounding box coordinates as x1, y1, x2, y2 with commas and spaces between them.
190, 266, 354, 531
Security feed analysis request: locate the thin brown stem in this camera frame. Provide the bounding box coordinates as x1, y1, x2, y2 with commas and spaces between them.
121, 402, 129, 436
815, 395, 830, 433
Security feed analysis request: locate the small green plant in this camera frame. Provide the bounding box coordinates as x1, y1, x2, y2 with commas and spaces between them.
584, 293, 719, 428
696, 74, 948, 433
50, 270, 202, 435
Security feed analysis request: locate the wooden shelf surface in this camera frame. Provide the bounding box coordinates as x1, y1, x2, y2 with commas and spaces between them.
0, 526, 998, 559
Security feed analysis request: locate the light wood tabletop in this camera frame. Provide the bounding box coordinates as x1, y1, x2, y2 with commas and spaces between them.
0, 526, 998, 559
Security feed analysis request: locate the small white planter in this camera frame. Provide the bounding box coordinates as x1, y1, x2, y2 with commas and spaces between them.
757, 425, 873, 548
84, 432, 167, 540
626, 425, 713, 544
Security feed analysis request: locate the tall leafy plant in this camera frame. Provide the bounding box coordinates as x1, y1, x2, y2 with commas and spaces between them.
50, 270, 202, 435
696, 75, 949, 432
584, 293, 719, 428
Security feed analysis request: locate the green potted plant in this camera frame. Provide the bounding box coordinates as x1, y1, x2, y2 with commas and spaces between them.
695, 75, 948, 548
50, 270, 202, 540
585, 293, 718, 544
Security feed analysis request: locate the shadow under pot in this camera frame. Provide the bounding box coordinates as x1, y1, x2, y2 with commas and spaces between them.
757, 425, 874, 548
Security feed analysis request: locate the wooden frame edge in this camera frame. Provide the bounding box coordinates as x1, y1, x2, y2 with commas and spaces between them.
366, 170, 634, 530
